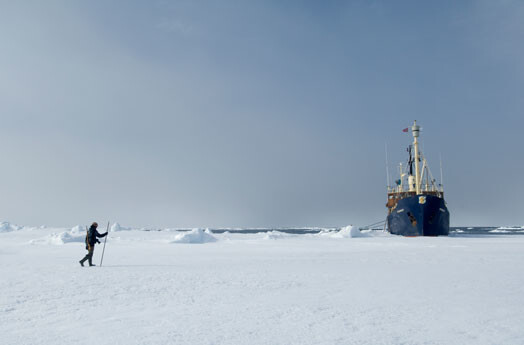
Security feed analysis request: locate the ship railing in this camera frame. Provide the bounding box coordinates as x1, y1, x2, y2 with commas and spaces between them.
387, 190, 443, 200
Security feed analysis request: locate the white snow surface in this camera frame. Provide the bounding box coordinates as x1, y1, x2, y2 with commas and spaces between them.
2, 226, 524, 345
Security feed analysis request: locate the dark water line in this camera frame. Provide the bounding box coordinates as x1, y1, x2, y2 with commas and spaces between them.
140, 227, 524, 235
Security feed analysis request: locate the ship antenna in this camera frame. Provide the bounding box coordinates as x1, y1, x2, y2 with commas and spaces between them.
412, 120, 421, 195
408, 145, 413, 175
385, 142, 390, 191
440, 153, 444, 193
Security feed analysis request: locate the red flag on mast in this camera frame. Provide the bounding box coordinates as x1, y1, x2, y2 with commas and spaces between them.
402, 128, 409, 132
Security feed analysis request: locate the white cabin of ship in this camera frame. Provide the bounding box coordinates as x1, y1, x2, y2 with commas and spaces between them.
386, 121, 444, 211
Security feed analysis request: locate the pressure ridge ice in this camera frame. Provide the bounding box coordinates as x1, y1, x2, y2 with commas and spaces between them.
27, 224, 373, 245
170, 228, 217, 243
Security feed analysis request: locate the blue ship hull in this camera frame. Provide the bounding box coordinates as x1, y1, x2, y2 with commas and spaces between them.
387, 194, 449, 236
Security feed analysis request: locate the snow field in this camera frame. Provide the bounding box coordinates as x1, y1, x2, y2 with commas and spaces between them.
1, 226, 524, 345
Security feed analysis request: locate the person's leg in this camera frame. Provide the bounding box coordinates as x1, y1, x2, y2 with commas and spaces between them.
79, 247, 91, 266
87, 247, 95, 266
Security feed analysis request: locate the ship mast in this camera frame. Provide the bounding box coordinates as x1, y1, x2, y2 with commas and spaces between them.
412, 120, 421, 195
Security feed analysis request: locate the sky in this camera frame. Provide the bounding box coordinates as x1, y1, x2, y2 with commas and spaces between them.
0, 0, 523, 228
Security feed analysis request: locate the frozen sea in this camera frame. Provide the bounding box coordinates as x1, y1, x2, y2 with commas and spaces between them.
1, 223, 524, 345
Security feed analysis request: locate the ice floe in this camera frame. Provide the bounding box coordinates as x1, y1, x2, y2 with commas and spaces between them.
263, 231, 295, 240
0, 221, 22, 233
110, 222, 133, 232
170, 228, 217, 244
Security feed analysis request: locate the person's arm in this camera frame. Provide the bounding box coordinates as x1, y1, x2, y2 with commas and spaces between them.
95, 230, 108, 238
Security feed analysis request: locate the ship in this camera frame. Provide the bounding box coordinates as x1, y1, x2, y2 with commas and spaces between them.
386, 121, 450, 236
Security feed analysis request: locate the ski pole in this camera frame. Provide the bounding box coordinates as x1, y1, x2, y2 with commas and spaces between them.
100, 221, 110, 267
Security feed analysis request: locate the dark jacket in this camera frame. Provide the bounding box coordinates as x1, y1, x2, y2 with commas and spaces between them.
86, 226, 107, 247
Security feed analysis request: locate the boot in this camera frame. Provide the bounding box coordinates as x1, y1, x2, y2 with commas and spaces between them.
79, 260, 84, 267
88, 258, 95, 267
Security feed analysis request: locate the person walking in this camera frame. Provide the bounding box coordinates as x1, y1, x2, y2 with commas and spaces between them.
79, 222, 108, 267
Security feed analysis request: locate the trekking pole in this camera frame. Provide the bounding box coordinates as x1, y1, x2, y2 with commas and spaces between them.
100, 221, 110, 267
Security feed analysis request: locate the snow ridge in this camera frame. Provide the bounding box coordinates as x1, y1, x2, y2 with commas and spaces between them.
170, 228, 217, 244
0, 221, 22, 233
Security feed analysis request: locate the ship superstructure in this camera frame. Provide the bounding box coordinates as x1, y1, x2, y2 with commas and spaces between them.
386, 121, 450, 236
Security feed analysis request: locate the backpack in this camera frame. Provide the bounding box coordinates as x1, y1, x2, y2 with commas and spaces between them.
85, 226, 90, 250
